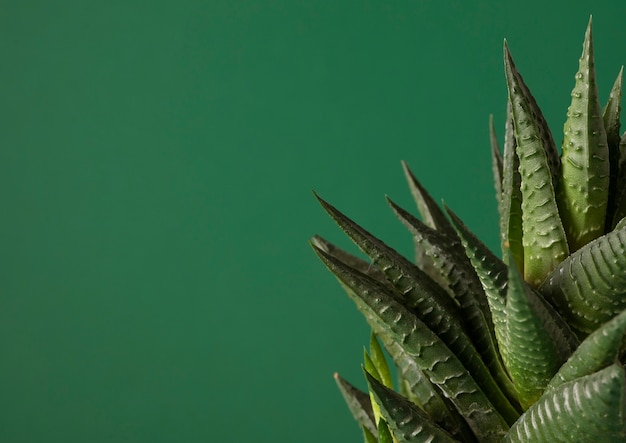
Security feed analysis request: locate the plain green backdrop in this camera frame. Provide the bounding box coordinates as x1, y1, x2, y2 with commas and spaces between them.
0, 1, 625, 441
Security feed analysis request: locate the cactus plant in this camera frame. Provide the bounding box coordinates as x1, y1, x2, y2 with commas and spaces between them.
312, 17, 626, 442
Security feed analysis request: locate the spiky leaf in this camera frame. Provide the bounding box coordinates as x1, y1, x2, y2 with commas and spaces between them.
490, 114, 504, 208
388, 197, 516, 401
558, 18, 610, 251
314, 195, 519, 424
312, 245, 515, 439
503, 364, 626, 442
500, 98, 524, 271
316, 240, 468, 436
377, 419, 394, 443
370, 333, 393, 389
504, 41, 570, 286
363, 427, 378, 443
503, 254, 571, 408
603, 66, 623, 228
334, 373, 377, 435
365, 371, 459, 443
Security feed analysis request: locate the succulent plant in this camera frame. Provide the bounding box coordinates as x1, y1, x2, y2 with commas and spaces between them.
312, 17, 626, 442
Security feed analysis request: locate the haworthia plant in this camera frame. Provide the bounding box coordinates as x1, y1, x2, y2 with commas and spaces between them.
313, 17, 626, 442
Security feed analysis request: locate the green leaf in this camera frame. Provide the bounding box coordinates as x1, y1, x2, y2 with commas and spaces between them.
364, 350, 384, 427
548, 309, 626, 390
314, 192, 460, 323
558, 17, 610, 251
503, 364, 626, 442
400, 161, 455, 236
314, 195, 519, 425
504, 40, 569, 287
312, 245, 515, 439
603, 66, 623, 155
499, 98, 524, 272
490, 114, 504, 209
363, 426, 378, 443
388, 197, 516, 401
311, 235, 390, 289
603, 66, 623, 228
377, 418, 394, 443
446, 206, 578, 390
334, 372, 377, 436
540, 222, 626, 335
370, 333, 393, 389
445, 205, 509, 348
365, 371, 459, 443
612, 133, 626, 227
503, 253, 573, 409
386, 196, 460, 292
311, 240, 467, 435
314, 239, 467, 437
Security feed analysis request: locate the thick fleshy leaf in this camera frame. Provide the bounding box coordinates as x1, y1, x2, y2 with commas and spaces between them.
445, 205, 509, 345
503, 255, 572, 409
540, 222, 626, 335
499, 98, 524, 271
314, 239, 467, 436
388, 198, 517, 401
503, 364, 626, 442
603, 66, 623, 154
548, 309, 626, 390
386, 197, 491, 322
400, 162, 461, 281
321, 254, 481, 440
400, 161, 455, 236
612, 133, 626, 226
311, 235, 390, 289
447, 206, 578, 370
386, 196, 461, 293
313, 192, 460, 321
312, 245, 515, 439
314, 195, 519, 423
365, 372, 459, 443
490, 114, 504, 208
504, 40, 569, 287
603, 66, 623, 228
334, 373, 377, 435
558, 18, 610, 251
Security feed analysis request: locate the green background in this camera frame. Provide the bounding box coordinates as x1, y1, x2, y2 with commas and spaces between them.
0, 1, 624, 441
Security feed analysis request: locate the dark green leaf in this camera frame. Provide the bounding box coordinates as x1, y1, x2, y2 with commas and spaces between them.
314, 240, 465, 436
603, 66, 623, 229
314, 196, 519, 424
490, 114, 504, 209
400, 161, 455, 236
377, 418, 394, 443
365, 371, 459, 443
312, 245, 515, 438
388, 197, 516, 400
334, 373, 377, 435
